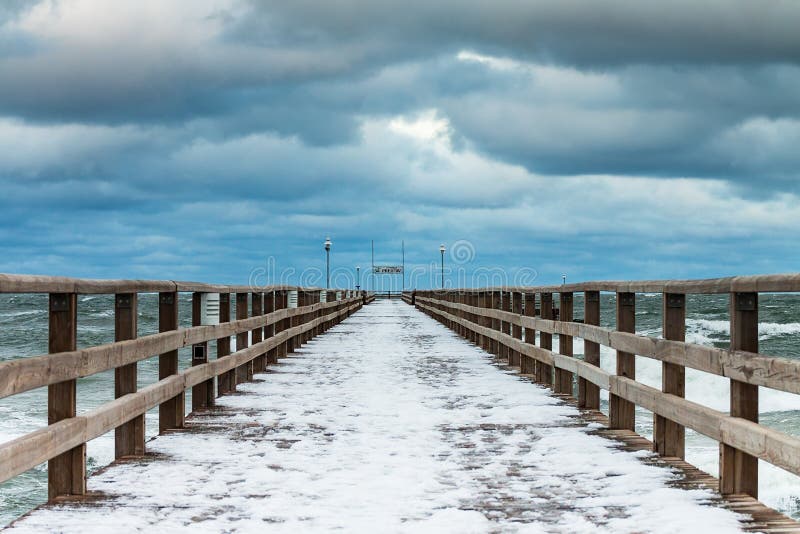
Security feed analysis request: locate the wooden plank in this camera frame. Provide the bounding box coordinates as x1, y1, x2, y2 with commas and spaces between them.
721, 292, 759, 498
580, 291, 601, 409
47, 292, 85, 500
610, 292, 636, 430
235, 292, 251, 383
538, 293, 554, 386
158, 291, 183, 432
114, 293, 144, 458
555, 292, 574, 394
655, 293, 686, 459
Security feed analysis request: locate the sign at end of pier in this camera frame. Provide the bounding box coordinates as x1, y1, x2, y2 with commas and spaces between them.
373, 266, 403, 274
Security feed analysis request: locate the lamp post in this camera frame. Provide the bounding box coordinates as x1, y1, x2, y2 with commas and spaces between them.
324, 236, 332, 289
356, 266, 361, 291
439, 244, 446, 289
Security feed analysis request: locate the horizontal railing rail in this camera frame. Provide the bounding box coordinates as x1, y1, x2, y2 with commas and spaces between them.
406, 277, 800, 503
0, 274, 370, 503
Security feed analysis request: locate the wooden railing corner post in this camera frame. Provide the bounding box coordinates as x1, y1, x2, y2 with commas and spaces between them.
610, 292, 636, 431
159, 291, 184, 431
556, 292, 574, 395
655, 292, 686, 458
720, 291, 759, 498
579, 291, 600, 409
47, 292, 86, 499
235, 292, 251, 383
191, 292, 213, 410
115, 292, 145, 457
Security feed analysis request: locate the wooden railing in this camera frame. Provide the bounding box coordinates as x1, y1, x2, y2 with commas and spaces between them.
0, 274, 368, 500
405, 274, 800, 501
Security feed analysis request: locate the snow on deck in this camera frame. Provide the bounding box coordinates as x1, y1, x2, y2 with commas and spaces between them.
7, 300, 744, 533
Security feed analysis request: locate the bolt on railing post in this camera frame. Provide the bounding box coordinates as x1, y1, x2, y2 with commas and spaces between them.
610, 292, 636, 430
159, 291, 184, 430
654, 292, 686, 458
555, 292, 574, 395
48, 292, 85, 499
217, 292, 234, 395
115, 292, 145, 457
721, 291, 759, 498
580, 291, 601, 409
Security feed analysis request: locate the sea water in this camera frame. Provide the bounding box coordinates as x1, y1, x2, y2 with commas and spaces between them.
1, 292, 799, 525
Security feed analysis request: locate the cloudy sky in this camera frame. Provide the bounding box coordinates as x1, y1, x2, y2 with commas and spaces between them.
1, 0, 799, 289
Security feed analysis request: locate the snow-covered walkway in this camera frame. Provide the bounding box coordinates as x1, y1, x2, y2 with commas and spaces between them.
7, 300, 744, 533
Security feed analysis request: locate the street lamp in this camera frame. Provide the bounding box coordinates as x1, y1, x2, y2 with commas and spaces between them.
324, 236, 332, 289
439, 244, 446, 289
356, 266, 361, 291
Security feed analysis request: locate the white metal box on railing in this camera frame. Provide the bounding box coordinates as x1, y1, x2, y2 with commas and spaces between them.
288, 290, 298, 308
200, 293, 220, 325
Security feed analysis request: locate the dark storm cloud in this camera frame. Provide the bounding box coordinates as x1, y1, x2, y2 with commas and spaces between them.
1, 0, 799, 285
235, 0, 800, 66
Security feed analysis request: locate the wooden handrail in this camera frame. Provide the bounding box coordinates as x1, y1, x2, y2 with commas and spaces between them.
401, 273, 800, 294
0, 280, 366, 500
0, 301, 361, 484
0, 273, 324, 294
415, 297, 800, 395
412, 289, 800, 501
0, 300, 348, 399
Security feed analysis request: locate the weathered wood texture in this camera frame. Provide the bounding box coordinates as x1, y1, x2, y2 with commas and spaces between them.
412, 293, 800, 497
115, 293, 144, 458
610, 292, 635, 431
47, 293, 85, 500
158, 292, 183, 432
0, 298, 363, 487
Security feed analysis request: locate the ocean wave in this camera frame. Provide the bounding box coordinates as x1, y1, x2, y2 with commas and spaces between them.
688, 318, 800, 340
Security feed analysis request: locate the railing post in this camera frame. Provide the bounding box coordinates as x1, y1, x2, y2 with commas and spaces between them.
538, 293, 553, 386
721, 292, 759, 498
555, 292, 574, 395
191, 292, 213, 410
252, 292, 265, 373
501, 291, 511, 361
610, 292, 636, 430
580, 291, 601, 409
491, 291, 502, 356
115, 293, 144, 457
654, 293, 686, 458
481, 291, 491, 352
236, 292, 251, 383
159, 291, 184, 431
510, 291, 522, 367
522, 292, 536, 375
48, 292, 85, 499
469, 292, 478, 344
218, 293, 234, 395
265, 291, 277, 364
278, 290, 288, 358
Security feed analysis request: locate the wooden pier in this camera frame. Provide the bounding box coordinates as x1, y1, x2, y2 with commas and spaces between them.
1, 273, 799, 531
